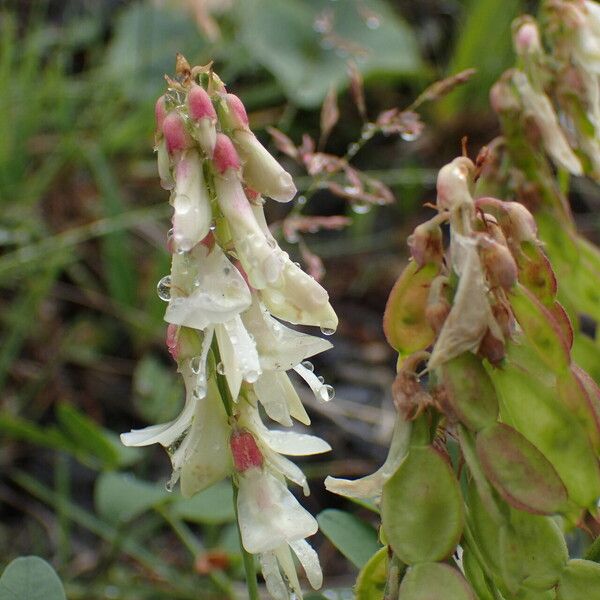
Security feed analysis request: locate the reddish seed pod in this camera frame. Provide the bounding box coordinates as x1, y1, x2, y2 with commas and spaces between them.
230, 429, 263, 472
407, 223, 443, 267
478, 234, 518, 290
478, 328, 505, 365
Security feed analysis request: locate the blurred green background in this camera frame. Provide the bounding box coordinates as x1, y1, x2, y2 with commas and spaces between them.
0, 0, 546, 598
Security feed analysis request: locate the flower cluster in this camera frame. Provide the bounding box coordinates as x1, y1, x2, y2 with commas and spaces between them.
121, 56, 337, 599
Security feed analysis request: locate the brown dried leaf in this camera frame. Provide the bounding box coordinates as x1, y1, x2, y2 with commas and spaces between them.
411, 69, 477, 110
320, 85, 340, 149
283, 215, 352, 241
266, 127, 299, 160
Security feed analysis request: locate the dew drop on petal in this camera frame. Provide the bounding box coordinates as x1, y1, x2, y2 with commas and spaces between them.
318, 375, 325, 384
320, 325, 336, 336
157, 276, 172, 301
217, 361, 225, 375
366, 16, 380, 29
245, 370, 259, 384
318, 384, 335, 402
301, 360, 314, 372
400, 130, 419, 142
351, 201, 371, 214
189, 356, 202, 374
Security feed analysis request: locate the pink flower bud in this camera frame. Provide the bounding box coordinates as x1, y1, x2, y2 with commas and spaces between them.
166, 324, 179, 360
230, 429, 263, 472
213, 133, 241, 174
155, 95, 167, 133
225, 93, 249, 129
478, 234, 518, 290
162, 112, 192, 155
514, 22, 541, 54
188, 84, 217, 122
490, 76, 520, 114
436, 157, 474, 210
407, 223, 443, 266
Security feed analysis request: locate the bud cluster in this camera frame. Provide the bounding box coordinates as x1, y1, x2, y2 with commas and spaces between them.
122, 56, 338, 599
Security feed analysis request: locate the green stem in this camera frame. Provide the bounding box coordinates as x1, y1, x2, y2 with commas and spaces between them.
232, 481, 261, 600
383, 550, 404, 600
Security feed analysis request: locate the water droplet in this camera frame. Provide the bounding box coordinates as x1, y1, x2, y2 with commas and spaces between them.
189, 356, 202, 374
320, 325, 336, 336
348, 142, 360, 155
301, 360, 314, 372
165, 480, 174, 493
318, 375, 325, 384
351, 201, 371, 214
209, 223, 216, 231
297, 195, 307, 206
156, 276, 172, 301
366, 16, 380, 29
217, 362, 225, 375
319, 384, 335, 402
400, 130, 419, 142
245, 370, 259, 384
174, 194, 192, 215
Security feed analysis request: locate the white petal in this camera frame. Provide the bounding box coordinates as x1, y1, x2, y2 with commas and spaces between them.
325, 415, 412, 502
259, 553, 288, 600
215, 316, 261, 399
274, 545, 303, 599
187, 326, 214, 400
157, 137, 174, 190
237, 469, 318, 554
293, 363, 333, 403
243, 297, 332, 371
260, 260, 338, 330
243, 403, 330, 456
165, 244, 251, 330
289, 539, 323, 590
264, 449, 309, 496
179, 377, 233, 497
215, 173, 286, 289
172, 149, 212, 252
254, 371, 311, 426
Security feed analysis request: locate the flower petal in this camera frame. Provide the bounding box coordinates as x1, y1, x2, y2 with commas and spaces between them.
254, 371, 311, 427
293, 363, 334, 403
325, 415, 412, 502
165, 245, 251, 330
289, 539, 323, 590
237, 469, 318, 554
274, 545, 303, 599
259, 553, 288, 600
264, 449, 309, 496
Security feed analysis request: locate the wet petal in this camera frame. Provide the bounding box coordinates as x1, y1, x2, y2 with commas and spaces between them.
289, 539, 323, 590
254, 371, 311, 427
259, 553, 288, 600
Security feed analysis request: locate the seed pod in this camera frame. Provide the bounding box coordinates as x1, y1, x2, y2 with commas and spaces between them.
381, 445, 464, 564
516, 241, 557, 304
499, 509, 568, 592
398, 563, 476, 600
383, 261, 439, 355
478, 234, 518, 290
408, 222, 444, 267
441, 352, 499, 431
556, 559, 600, 600
476, 423, 568, 515
355, 547, 388, 600
462, 548, 496, 600
509, 284, 570, 372
491, 361, 600, 510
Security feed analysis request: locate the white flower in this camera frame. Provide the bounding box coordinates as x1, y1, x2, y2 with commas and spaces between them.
325, 415, 412, 502
574, 1, 600, 75
512, 70, 583, 175
171, 149, 212, 253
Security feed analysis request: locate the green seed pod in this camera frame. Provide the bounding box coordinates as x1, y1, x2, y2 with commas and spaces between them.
382, 446, 464, 565
398, 563, 476, 600
355, 547, 388, 600
491, 361, 600, 511
517, 241, 557, 304
462, 547, 496, 600
509, 284, 570, 372
556, 559, 600, 600
499, 509, 568, 592
383, 261, 439, 354
476, 423, 568, 515
441, 352, 499, 431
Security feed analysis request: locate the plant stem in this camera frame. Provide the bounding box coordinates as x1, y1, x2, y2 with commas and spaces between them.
232, 481, 261, 600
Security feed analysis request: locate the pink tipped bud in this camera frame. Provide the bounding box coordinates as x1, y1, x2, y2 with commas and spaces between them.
155, 95, 167, 133
188, 84, 217, 122
514, 22, 541, 54
230, 430, 263, 472
162, 112, 192, 155
407, 223, 443, 267
490, 76, 520, 114
225, 93, 249, 129
436, 156, 474, 210
478, 234, 518, 290
166, 324, 179, 360
213, 133, 241, 174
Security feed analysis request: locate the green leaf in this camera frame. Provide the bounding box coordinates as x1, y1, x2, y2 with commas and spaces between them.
398, 562, 476, 600
317, 509, 381, 569
171, 481, 235, 524
462, 547, 496, 600
355, 547, 388, 600
56, 403, 120, 468
557, 559, 600, 600
0, 556, 66, 600
382, 445, 464, 565
238, 0, 423, 108
94, 472, 169, 524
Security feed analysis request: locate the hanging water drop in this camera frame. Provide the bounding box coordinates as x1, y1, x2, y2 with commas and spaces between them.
189, 356, 202, 374
318, 375, 325, 384
156, 276, 172, 301
217, 362, 225, 375
245, 370, 260, 384
301, 360, 314, 372
351, 201, 371, 215
320, 325, 336, 336
165, 480, 174, 493
318, 384, 335, 402
400, 130, 419, 142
